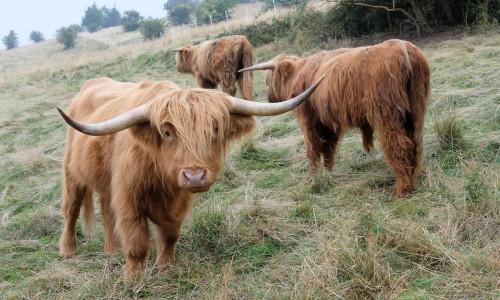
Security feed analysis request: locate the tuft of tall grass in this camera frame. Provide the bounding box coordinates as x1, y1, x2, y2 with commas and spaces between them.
434, 113, 464, 149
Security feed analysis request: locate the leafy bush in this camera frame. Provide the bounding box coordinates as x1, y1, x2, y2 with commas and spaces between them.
140, 18, 165, 40
29, 31, 44, 43
2, 30, 18, 50
120, 10, 142, 32
229, 0, 500, 46
219, 17, 291, 47
68, 24, 83, 33
56, 26, 78, 50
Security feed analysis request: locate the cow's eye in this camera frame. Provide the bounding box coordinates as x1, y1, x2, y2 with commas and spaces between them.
165, 131, 170, 137
214, 127, 218, 134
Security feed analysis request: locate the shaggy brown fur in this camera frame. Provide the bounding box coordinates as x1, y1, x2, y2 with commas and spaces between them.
263, 40, 431, 196
59, 77, 255, 279
175, 35, 254, 100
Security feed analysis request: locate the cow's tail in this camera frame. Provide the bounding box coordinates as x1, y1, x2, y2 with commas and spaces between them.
81, 190, 96, 237
239, 38, 254, 100
404, 41, 431, 178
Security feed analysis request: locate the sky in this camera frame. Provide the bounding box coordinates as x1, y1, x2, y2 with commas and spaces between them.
0, 0, 166, 50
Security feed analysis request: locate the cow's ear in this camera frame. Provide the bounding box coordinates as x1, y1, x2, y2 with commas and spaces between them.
129, 122, 161, 145
227, 115, 256, 141
277, 60, 295, 80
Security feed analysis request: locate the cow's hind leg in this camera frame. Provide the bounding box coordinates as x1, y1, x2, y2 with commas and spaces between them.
155, 221, 182, 272
361, 122, 374, 152
59, 171, 92, 259
377, 122, 416, 197
219, 70, 237, 96
196, 75, 217, 89
99, 194, 121, 255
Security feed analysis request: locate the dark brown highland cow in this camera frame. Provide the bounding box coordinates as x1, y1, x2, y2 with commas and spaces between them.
57, 76, 324, 279
241, 39, 431, 196
170, 35, 254, 100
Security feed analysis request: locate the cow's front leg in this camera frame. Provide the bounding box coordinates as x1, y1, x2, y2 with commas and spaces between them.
155, 221, 182, 272
113, 194, 151, 279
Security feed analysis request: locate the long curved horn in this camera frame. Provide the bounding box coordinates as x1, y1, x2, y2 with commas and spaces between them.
238, 61, 276, 72
57, 104, 150, 136
167, 47, 183, 53
228, 75, 325, 116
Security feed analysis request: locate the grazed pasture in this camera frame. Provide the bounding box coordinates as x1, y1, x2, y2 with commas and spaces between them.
0, 25, 499, 299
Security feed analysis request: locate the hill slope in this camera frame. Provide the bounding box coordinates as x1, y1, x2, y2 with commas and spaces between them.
0, 26, 499, 298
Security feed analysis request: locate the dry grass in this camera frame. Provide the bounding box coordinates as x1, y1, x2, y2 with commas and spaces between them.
0, 10, 499, 299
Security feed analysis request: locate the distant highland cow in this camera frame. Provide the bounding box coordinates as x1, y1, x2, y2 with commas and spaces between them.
170, 35, 254, 100
241, 40, 431, 196
57, 76, 324, 279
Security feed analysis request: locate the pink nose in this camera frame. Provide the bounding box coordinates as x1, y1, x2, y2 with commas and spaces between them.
182, 168, 207, 188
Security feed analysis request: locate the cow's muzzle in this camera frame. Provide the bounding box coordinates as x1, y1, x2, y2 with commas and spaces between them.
179, 168, 213, 192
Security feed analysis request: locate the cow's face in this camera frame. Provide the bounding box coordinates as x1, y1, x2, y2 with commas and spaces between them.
175, 46, 194, 73
131, 89, 255, 193
265, 55, 299, 103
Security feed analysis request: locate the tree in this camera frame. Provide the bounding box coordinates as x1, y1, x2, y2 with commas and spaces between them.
103, 6, 121, 28
56, 26, 78, 50
2, 30, 18, 50
265, 0, 306, 9
140, 18, 165, 40
120, 10, 142, 32
82, 3, 104, 33
164, 0, 196, 11
353, 0, 429, 36
197, 0, 237, 23
169, 4, 191, 25
29, 31, 44, 43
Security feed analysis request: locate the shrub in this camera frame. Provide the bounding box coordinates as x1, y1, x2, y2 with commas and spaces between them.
68, 24, 83, 33
140, 18, 165, 40
29, 31, 44, 43
224, 0, 500, 46
2, 30, 18, 50
56, 26, 78, 50
219, 16, 291, 47
120, 10, 142, 32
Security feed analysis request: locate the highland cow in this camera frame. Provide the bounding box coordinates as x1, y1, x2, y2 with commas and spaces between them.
170, 35, 254, 100
240, 40, 431, 196
57, 76, 324, 279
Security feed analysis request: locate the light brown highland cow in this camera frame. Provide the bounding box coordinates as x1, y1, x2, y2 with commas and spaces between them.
241, 39, 431, 196
171, 35, 254, 100
57, 76, 324, 279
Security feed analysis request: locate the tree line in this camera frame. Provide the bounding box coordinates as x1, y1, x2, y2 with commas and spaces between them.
4, 0, 497, 51
2, 0, 252, 51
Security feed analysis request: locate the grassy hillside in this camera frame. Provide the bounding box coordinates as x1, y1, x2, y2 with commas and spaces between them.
0, 24, 499, 299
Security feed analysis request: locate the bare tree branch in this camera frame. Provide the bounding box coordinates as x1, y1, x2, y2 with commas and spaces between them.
354, 1, 422, 36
